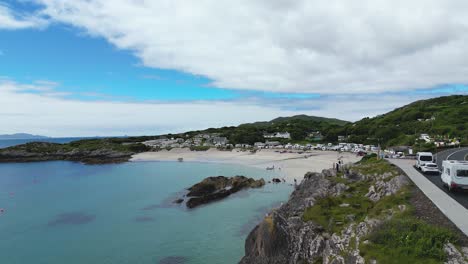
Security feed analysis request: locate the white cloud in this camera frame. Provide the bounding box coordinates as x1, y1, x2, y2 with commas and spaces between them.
27, 0, 468, 94
0, 79, 442, 137
0, 80, 303, 136
0, 4, 47, 30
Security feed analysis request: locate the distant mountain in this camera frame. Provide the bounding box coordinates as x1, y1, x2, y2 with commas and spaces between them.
0, 133, 49, 140
268, 115, 349, 126
333, 95, 468, 148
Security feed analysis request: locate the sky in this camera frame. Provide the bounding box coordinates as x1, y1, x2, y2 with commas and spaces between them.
1, 0, 467, 137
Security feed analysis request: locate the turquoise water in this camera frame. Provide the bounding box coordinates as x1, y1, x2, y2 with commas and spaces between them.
0, 137, 90, 148
0, 161, 292, 264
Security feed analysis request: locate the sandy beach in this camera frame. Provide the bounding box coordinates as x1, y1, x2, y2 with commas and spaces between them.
131, 149, 361, 183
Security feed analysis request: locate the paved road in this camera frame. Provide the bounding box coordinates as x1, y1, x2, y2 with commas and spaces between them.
389, 158, 468, 236
420, 148, 468, 209
436, 147, 468, 167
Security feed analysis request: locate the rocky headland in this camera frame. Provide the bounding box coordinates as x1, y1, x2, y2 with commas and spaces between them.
240, 156, 468, 264
0, 140, 149, 165
180, 176, 265, 209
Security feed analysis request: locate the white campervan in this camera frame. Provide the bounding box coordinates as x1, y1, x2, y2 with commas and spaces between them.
441, 160, 468, 192
416, 152, 434, 169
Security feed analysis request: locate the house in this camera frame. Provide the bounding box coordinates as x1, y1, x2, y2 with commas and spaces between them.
254, 142, 266, 148
388, 146, 412, 153
419, 134, 432, 143
309, 131, 323, 141
212, 137, 228, 145
264, 132, 291, 139
265, 141, 281, 147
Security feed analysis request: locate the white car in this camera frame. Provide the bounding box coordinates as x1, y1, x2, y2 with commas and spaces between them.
416, 152, 434, 169
421, 163, 439, 174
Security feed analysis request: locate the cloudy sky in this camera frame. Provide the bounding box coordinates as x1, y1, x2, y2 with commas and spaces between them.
1, 0, 467, 137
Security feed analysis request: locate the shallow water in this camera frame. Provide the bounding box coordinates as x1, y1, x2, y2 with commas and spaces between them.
0, 161, 292, 264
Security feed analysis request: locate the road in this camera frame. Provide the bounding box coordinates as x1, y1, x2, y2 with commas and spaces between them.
436, 147, 468, 167
389, 158, 468, 236
421, 147, 468, 209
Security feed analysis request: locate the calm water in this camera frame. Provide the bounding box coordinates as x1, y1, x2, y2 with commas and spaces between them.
0, 138, 90, 148
0, 161, 292, 264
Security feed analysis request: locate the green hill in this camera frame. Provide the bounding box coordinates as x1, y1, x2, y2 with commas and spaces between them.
331, 95, 468, 148
181, 115, 349, 145
267, 115, 348, 126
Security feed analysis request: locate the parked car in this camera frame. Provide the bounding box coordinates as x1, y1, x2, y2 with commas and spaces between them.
421, 162, 439, 174
441, 160, 468, 192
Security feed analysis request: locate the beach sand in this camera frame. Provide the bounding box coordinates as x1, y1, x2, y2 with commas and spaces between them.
131, 149, 361, 183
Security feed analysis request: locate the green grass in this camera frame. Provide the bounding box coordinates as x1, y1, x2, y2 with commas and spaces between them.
304, 157, 459, 263
303, 157, 403, 233
354, 155, 399, 176
303, 178, 373, 233
360, 215, 457, 264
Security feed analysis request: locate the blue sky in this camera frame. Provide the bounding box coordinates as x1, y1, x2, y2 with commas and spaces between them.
0, 25, 239, 101
1, 1, 467, 136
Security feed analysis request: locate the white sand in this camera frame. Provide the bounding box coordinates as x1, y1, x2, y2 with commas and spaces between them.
131, 149, 361, 183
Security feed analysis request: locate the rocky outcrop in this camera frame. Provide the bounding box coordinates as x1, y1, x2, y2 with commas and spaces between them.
184, 176, 265, 209
239, 167, 410, 264
0, 142, 134, 164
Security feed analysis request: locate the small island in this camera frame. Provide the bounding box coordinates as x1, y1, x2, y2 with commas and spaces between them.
180, 176, 265, 209
0, 139, 150, 164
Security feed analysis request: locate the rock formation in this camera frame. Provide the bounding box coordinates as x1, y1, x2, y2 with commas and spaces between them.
183, 176, 265, 209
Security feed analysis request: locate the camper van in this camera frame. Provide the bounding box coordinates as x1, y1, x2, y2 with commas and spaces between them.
416, 152, 434, 169
441, 160, 468, 192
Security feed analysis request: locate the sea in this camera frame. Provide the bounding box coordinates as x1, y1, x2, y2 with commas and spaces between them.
0, 137, 90, 149
0, 160, 293, 264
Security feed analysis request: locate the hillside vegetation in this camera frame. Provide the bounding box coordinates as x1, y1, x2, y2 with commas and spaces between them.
0, 139, 150, 164
328, 95, 468, 148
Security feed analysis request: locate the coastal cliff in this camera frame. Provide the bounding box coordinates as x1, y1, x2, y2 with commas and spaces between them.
240, 156, 468, 264
0, 140, 150, 164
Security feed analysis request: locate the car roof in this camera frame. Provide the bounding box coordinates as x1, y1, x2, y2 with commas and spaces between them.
417, 152, 433, 155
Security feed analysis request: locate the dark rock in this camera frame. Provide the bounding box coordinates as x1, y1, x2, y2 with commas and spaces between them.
239, 165, 410, 264
174, 199, 184, 204
0, 142, 134, 165
183, 176, 265, 209
48, 212, 96, 227
158, 256, 188, 264
272, 178, 281, 183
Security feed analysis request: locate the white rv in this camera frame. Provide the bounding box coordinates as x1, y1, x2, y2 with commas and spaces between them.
416, 152, 434, 169
441, 160, 468, 192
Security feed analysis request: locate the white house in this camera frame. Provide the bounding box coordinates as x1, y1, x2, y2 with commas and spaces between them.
419, 134, 432, 143
264, 132, 291, 139
254, 142, 266, 148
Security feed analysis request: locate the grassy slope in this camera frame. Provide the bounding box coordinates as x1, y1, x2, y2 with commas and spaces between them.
303, 155, 461, 263
335, 95, 468, 148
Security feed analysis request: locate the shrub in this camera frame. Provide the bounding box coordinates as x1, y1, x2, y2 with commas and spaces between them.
361, 216, 457, 263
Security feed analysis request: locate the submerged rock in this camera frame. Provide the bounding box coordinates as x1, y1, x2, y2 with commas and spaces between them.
173, 198, 184, 204
183, 176, 265, 209
272, 178, 282, 183
158, 256, 188, 264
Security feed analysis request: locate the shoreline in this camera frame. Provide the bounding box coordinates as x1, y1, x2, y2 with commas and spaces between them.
131, 148, 361, 183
